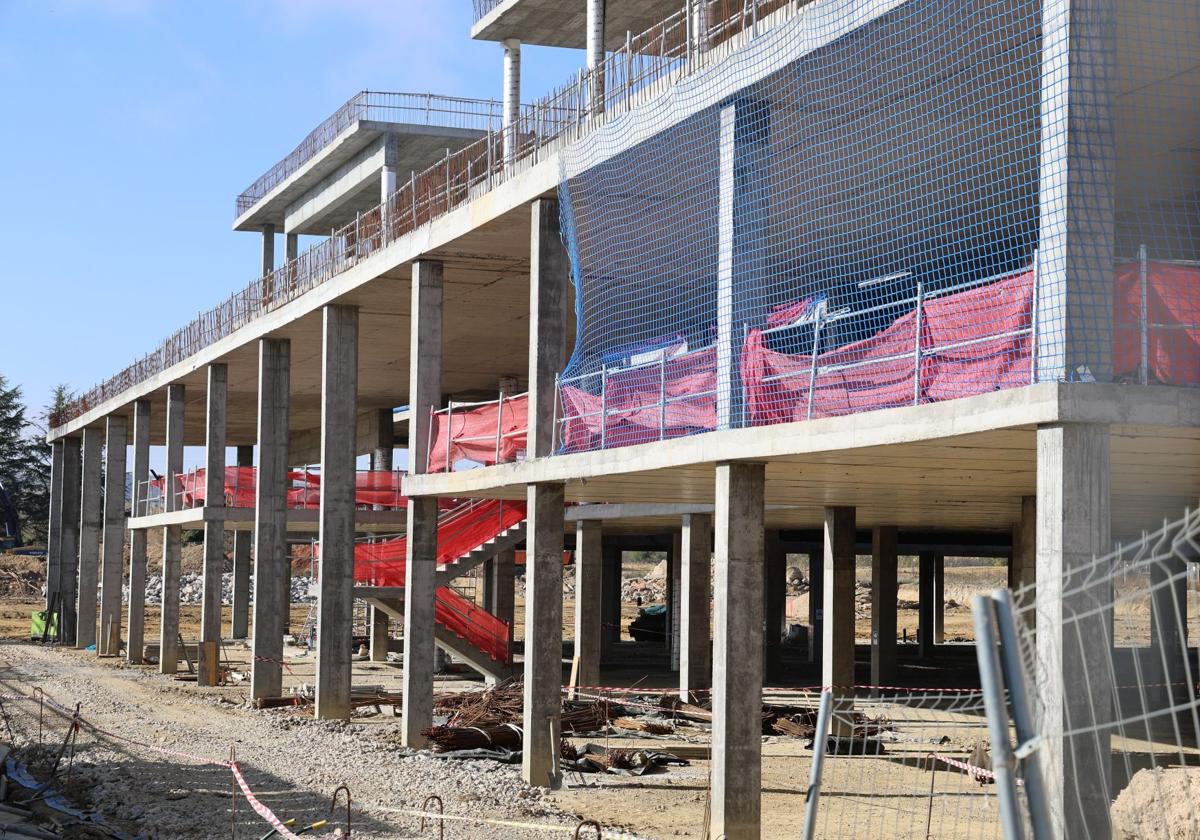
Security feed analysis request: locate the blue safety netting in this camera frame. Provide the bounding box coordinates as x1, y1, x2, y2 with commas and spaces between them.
554, 0, 1200, 454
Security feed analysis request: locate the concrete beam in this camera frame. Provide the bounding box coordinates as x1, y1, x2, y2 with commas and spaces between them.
230, 445, 253, 640
127, 399, 151, 663
159, 383, 185, 674
679, 513, 712, 700
573, 520, 602, 695
528, 198, 569, 458
522, 482, 565, 788
75, 427, 103, 649
870, 526, 898, 687
199, 364, 227, 684
823, 506, 855, 731
315, 305, 359, 721
1036, 422, 1112, 837
251, 339, 290, 701
711, 461, 764, 839
99, 415, 127, 655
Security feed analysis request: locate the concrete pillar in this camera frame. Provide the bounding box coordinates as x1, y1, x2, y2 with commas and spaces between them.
368, 408, 395, 663
1036, 422, 1112, 838
711, 461, 765, 839
522, 482, 566, 788
99, 416, 127, 655
573, 520, 602, 695
933, 553, 945, 645
198, 364, 227, 685
528, 199, 570, 458
679, 513, 712, 700
45, 440, 64, 614
159, 383, 185, 674
251, 339, 290, 701
261, 224, 275, 277
716, 96, 770, 430
1012, 495, 1037, 594
1150, 555, 1188, 706
669, 529, 682, 670
491, 548, 516, 646
285, 232, 298, 262
823, 506, 856, 732
74, 427, 103, 649
127, 400, 151, 663
502, 39, 521, 169
664, 536, 676, 656
315, 305, 358, 721
230, 445, 253, 640
56, 437, 81, 643
808, 545, 824, 663
870, 526, 898, 687
401, 258, 443, 747
917, 551, 935, 658
763, 529, 786, 683
1035, 0, 1115, 383
586, 0, 606, 113
600, 545, 622, 661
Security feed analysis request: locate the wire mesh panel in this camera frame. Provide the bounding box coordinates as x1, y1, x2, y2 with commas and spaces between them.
1010, 507, 1200, 839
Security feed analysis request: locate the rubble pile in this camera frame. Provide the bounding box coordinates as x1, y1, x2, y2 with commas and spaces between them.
122, 572, 317, 606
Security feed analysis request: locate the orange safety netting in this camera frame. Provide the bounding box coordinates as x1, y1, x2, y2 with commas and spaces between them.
427, 397, 529, 472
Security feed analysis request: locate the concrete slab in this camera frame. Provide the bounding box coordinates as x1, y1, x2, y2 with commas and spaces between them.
472, 0, 683, 49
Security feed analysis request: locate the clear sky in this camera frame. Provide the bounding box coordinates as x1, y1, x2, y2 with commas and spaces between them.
0, 0, 584, 422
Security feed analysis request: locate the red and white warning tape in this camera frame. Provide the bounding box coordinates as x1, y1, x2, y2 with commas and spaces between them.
230, 761, 305, 840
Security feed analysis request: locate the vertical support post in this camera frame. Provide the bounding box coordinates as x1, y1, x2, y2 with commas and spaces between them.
402, 258, 443, 746
160, 383, 185, 674
1150, 554, 1188, 707
1034, 0, 1116, 383
529, 199, 569, 459
285, 232, 298, 262
600, 544, 622, 662
1036, 422, 1112, 838
251, 339, 290, 701
823, 506, 855, 733
933, 552, 945, 645
679, 513, 712, 700
586, 0, 606, 114
199, 364, 227, 684
261, 224, 276, 277
127, 400, 151, 663
972, 596, 1025, 840
1012, 495, 1037, 598
808, 544, 824, 664
502, 39, 521, 170
58, 437, 82, 644
711, 461, 765, 839
99, 416, 127, 655
918, 551, 935, 658
368, 407, 396, 663
230, 445, 254, 640
1138, 243, 1149, 385
522, 482, 566, 788
492, 547, 516, 663
75, 427, 103, 649
763, 529, 786, 683
573, 520, 603, 696
670, 528, 683, 670
315, 305, 358, 721
46, 440, 65, 614
870, 526, 898, 688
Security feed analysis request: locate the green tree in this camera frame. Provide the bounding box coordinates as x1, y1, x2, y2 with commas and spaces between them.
0, 375, 47, 543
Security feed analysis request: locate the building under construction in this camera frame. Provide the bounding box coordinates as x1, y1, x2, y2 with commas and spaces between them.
40, 0, 1200, 837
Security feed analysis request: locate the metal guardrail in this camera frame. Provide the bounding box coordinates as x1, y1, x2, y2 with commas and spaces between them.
235, 92, 503, 217
51, 1, 809, 433
471, 0, 503, 23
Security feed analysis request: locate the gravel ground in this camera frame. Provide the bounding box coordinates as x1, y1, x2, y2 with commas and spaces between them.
0, 642, 643, 839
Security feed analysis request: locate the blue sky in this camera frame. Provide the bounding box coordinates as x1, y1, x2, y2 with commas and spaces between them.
0, 0, 584, 423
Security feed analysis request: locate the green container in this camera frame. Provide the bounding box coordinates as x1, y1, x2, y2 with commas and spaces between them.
30, 610, 58, 639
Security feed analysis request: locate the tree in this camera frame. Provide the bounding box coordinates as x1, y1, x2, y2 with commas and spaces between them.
0, 375, 46, 543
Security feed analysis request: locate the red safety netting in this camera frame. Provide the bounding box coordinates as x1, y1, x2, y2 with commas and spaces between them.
427, 396, 529, 473
163, 468, 406, 510
1114, 261, 1200, 385
433, 585, 511, 664
559, 347, 719, 451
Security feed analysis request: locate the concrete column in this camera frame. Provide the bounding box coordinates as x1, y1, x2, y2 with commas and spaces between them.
1012, 495, 1037, 594
74, 427, 103, 649
502, 39, 521, 169
261, 224, 275, 277
381, 161, 398, 204
315, 305, 358, 721
664, 536, 676, 656
56, 437, 81, 643
1035, 0, 1116, 383
285, 233, 298, 262
197, 364, 227, 685
528, 199, 570, 458
160, 383, 185, 674
573, 520, 602, 694
251, 339, 290, 701
808, 545, 824, 663
401, 258, 443, 746
367, 408, 395, 663
491, 548, 516, 644
1150, 555, 1188, 706
1036, 422, 1112, 838
98, 416, 127, 655
933, 553, 945, 645
669, 529, 682, 670
711, 462, 765, 839
586, 0, 606, 114
45, 440, 64, 613
823, 506, 856, 731
763, 530, 786, 683
870, 526, 898, 687
716, 96, 771, 430
127, 400, 151, 663
917, 551, 935, 658
600, 545, 622, 661
230, 445, 253, 640
679, 513, 712, 700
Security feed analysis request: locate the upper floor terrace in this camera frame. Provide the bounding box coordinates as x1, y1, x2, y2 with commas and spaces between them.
470, 0, 683, 49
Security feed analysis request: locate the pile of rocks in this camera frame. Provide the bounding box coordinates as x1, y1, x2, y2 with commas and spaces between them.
123, 572, 318, 606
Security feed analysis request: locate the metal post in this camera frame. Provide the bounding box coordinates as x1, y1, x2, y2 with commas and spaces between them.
1138, 243, 1149, 385
659, 355, 667, 440
913, 278, 924, 405
800, 688, 834, 840
1029, 248, 1040, 384
599, 368, 608, 449
991, 589, 1053, 840
495, 392, 505, 464
806, 312, 823, 420
972, 595, 1025, 840
445, 403, 453, 472
426, 408, 435, 474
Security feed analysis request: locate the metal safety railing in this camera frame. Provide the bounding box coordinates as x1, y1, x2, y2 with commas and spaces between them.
235, 92, 504, 216
471, 0, 503, 23
53, 0, 804, 433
